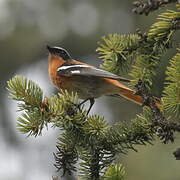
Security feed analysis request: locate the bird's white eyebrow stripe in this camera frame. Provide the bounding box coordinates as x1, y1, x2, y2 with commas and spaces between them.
57, 64, 90, 70
53, 46, 64, 50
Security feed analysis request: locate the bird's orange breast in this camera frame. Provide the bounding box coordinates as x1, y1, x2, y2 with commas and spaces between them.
48, 55, 70, 90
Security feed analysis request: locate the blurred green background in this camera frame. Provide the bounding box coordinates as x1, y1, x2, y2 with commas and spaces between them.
0, 0, 179, 180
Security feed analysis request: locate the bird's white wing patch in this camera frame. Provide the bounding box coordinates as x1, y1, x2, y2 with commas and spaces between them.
57, 64, 89, 71
71, 70, 80, 74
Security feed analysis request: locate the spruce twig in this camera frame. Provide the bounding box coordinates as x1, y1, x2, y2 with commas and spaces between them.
162, 49, 180, 118
103, 164, 126, 180
135, 80, 180, 143
133, 0, 179, 15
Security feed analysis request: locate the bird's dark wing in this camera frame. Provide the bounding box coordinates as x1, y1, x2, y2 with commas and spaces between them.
57, 64, 130, 82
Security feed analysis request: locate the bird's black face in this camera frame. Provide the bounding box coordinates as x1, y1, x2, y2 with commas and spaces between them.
47, 45, 71, 60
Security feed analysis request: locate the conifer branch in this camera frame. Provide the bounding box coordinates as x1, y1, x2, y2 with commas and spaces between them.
96, 34, 140, 76
7, 75, 43, 109
7, 74, 180, 179
131, 5, 180, 88
54, 133, 78, 175
80, 148, 101, 180
7, 75, 48, 136
6, 76, 154, 178
105, 109, 154, 154
135, 80, 180, 143
132, 0, 179, 15
97, 5, 180, 90
148, 6, 180, 41
103, 164, 126, 180
162, 49, 180, 118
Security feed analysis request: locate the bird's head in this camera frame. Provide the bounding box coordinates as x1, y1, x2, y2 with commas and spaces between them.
47, 45, 72, 61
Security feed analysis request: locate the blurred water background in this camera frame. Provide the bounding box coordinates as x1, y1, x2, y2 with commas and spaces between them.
0, 0, 179, 179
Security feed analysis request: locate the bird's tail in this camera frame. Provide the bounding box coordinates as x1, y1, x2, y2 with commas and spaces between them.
117, 86, 143, 105
111, 80, 161, 107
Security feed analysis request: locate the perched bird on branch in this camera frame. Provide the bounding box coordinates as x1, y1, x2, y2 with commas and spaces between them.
47, 45, 144, 114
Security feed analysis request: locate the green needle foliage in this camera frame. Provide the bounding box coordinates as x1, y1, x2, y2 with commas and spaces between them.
148, 7, 180, 41
162, 49, 180, 118
7, 75, 43, 108
103, 164, 126, 180
97, 34, 140, 75
6, 75, 156, 179
131, 4, 180, 89
54, 132, 78, 175
97, 4, 180, 90
6, 2, 180, 180
132, 0, 179, 15
7, 75, 46, 136
83, 115, 109, 139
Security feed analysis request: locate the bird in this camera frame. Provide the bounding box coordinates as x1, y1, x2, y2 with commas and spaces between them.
47, 45, 144, 114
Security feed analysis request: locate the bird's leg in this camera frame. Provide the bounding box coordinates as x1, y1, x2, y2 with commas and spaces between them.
73, 98, 89, 111
86, 98, 95, 115
78, 98, 90, 107
73, 98, 90, 112
76, 98, 95, 115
